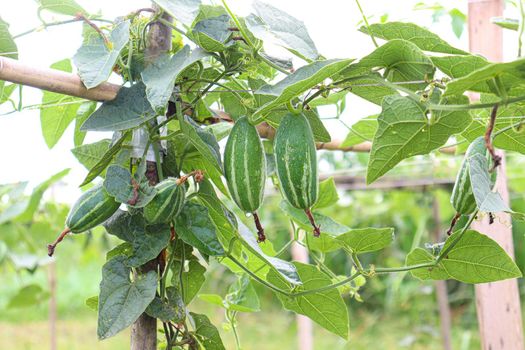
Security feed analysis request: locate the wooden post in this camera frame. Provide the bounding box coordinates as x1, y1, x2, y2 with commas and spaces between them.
432, 198, 452, 350
130, 5, 172, 350
468, 1, 525, 349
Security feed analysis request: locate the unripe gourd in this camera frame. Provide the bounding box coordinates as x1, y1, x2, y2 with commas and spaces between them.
48, 184, 120, 256
274, 113, 320, 236
143, 178, 186, 224
224, 117, 267, 241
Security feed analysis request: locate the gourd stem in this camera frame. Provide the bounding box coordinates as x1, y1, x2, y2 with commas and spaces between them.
47, 227, 72, 257
252, 212, 266, 243
446, 212, 461, 236
304, 208, 321, 237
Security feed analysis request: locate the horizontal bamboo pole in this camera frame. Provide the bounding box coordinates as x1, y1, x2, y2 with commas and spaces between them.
0, 57, 456, 154
0, 57, 119, 101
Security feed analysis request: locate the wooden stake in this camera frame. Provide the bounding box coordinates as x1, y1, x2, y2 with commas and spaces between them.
468, 1, 524, 348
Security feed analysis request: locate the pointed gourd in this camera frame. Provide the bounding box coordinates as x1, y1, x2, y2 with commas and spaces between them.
224, 117, 266, 213
66, 183, 121, 233
143, 178, 186, 224
274, 113, 319, 210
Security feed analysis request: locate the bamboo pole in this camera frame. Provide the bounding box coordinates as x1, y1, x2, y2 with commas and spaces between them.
468, 1, 525, 349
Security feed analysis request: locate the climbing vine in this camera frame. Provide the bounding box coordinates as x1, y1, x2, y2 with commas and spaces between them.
1, 0, 525, 348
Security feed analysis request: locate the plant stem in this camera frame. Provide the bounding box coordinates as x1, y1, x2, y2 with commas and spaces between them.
221, 0, 255, 49
354, 0, 378, 47
485, 104, 502, 169
13, 18, 112, 39
374, 262, 436, 274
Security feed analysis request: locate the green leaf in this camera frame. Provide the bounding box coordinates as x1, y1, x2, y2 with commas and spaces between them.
335, 227, 394, 254
71, 139, 112, 172
179, 115, 223, 172
408, 230, 522, 283
8, 284, 50, 309
16, 169, 70, 222
431, 54, 490, 93
468, 153, 509, 212
141, 46, 208, 112
367, 95, 471, 183
359, 22, 468, 55
152, 0, 202, 26
79, 132, 129, 186
97, 255, 157, 339
225, 274, 260, 312
36, 0, 88, 16
103, 165, 134, 203
252, 59, 353, 121
190, 312, 226, 350
81, 83, 155, 132
40, 59, 83, 148
343, 75, 399, 105
268, 262, 349, 339
85, 295, 99, 311
0, 17, 17, 59
444, 57, 525, 97
74, 101, 97, 146
181, 260, 206, 304
174, 201, 225, 256
312, 177, 339, 209
341, 115, 377, 147
342, 39, 435, 91
73, 20, 130, 89
191, 15, 231, 52
449, 9, 466, 38
103, 210, 171, 267
251, 0, 319, 61
491, 17, 519, 31
280, 201, 349, 253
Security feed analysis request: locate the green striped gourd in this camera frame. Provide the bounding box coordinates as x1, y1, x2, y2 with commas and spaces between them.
451, 137, 496, 215
66, 183, 121, 233
224, 117, 266, 213
143, 178, 186, 224
274, 113, 318, 210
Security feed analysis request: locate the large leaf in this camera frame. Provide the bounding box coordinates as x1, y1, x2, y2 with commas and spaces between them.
225, 274, 261, 312
444, 57, 525, 97
0, 17, 17, 59
190, 312, 226, 350
73, 20, 130, 89
41, 59, 83, 148
71, 139, 112, 172
97, 255, 157, 339
81, 83, 155, 132
152, 0, 202, 26
141, 45, 208, 112
8, 284, 50, 309
342, 39, 435, 91
174, 201, 225, 256
74, 101, 97, 146
367, 95, 471, 183
335, 228, 394, 254
251, 0, 319, 60
36, 0, 88, 16
252, 59, 353, 121
360, 22, 468, 55
268, 262, 349, 339
179, 115, 223, 172
181, 260, 206, 304
103, 164, 156, 207
407, 230, 522, 283
103, 210, 171, 267
431, 54, 490, 93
